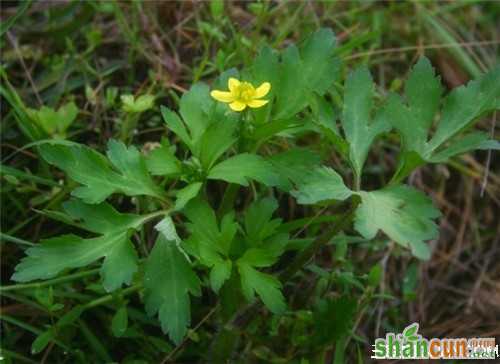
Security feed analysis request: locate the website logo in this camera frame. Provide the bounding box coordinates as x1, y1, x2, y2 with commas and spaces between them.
372, 323, 499, 360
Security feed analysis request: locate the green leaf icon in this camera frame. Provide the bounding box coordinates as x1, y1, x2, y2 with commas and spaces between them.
403, 323, 419, 342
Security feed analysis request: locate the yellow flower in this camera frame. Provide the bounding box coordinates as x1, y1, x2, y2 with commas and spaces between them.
210, 78, 271, 112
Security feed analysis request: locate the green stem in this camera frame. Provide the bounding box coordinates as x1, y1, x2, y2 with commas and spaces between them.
82, 284, 141, 310
0, 268, 100, 293
278, 199, 359, 282
0, 232, 35, 246
210, 199, 360, 358
217, 184, 240, 218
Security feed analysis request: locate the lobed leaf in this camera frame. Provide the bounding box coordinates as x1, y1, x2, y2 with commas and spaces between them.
144, 236, 201, 345
354, 185, 441, 260
39, 139, 164, 204
12, 200, 144, 291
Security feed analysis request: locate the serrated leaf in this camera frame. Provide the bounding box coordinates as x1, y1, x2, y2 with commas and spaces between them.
146, 143, 182, 176
174, 182, 203, 211
39, 139, 164, 204
237, 262, 286, 314
292, 166, 352, 204
144, 236, 201, 344
244, 197, 280, 244
121, 94, 155, 113
179, 83, 214, 149
300, 28, 339, 94
273, 45, 306, 119
386, 58, 500, 179
210, 259, 232, 293
341, 67, 391, 181
183, 199, 236, 291
428, 65, 500, 153
12, 200, 143, 291
154, 216, 181, 244
28, 101, 78, 136
354, 186, 441, 260
429, 132, 500, 162
268, 148, 322, 192
207, 153, 279, 187
198, 119, 237, 170
238, 248, 280, 268
273, 29, 339, 119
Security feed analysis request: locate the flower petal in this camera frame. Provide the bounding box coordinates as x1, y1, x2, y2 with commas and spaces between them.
228, 78, 240, 92
210, 90, 234, 103
229, 101, 247, 111
247, 99, 269, 108
254, 82, 271, 98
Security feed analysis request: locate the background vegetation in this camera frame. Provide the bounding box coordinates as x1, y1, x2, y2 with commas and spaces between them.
1, 1, 499, 363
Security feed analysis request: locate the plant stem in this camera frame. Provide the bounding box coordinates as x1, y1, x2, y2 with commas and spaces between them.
217, 183, 240, 218
0, 268, 100, 293
208, 199, 360, 359
82, 284, 141, 310
278, 198, 359, 282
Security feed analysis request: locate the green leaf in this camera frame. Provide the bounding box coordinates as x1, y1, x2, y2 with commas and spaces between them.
12, 200, 143, 291
121, 94, 155, 113
427, 65, 500, 153
39, 139, 164, 204
27, 101, 78, 137
252, 46, 280, 97
292, 166, 352, 204
403, 323, 419, 342
430, 132, 500, 162
238, 247, 280, 268
268, 148, 322, 192
111, 306, 128, 338
272, 29, 339, 119
184, 199, 234, 257
179, 83, 214, 148
183, 199, 237, 292
144, 236, 201, 344
273, 45, 306, 119
300, 28, 339, 94
244, 198, 280, 244
207, 153, 279, 187
184, 198, 221, 251
386, 59, 500, 179
237, 262, 286, 314
161, 106, 192, 149
354, 186, 441, 260
146, 142, 182, 176
341, 67, 391, 181
313, 297, 357, 346
155, 216, 181, 244
198, 119, 237, 170
32, 329, 54, 354
210, 259, 232, 293
174, 182, 203, 211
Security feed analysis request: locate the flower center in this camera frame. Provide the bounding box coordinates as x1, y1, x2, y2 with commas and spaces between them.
236, 82, 256, 102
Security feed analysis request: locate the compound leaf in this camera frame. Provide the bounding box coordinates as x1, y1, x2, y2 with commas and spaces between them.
207, 153, 279, 187
237, 262, 286, 314
12, 200, 143, 291
354, 185, 441, 260
268, 148, 322, 192
292, 166, 352, 204
341, 67, 391, 181
39, 139, 164, 204
144, 236, 201, 345
386, 58, 500, 181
